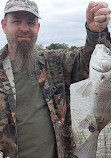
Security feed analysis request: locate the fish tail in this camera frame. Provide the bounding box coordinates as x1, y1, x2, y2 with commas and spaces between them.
74, 130, 100, 158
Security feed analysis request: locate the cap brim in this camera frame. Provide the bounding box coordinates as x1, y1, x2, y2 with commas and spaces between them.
4, 7, 41, 19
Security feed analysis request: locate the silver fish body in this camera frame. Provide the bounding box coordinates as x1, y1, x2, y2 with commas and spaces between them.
87, 44, 111, 131
0, 152, 3, 158
74, 44, 111, 158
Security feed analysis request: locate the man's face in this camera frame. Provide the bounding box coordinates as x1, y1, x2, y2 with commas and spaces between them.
1, 11, 40, 72
1, 11, 40, 50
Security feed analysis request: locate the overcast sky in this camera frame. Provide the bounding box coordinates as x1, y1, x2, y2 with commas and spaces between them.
0, 0, 111, 48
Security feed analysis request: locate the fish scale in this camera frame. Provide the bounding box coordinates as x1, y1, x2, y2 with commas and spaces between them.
74, 44, 111, 158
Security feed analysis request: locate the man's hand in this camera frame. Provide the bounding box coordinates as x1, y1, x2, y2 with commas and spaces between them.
86, 1, 111, 32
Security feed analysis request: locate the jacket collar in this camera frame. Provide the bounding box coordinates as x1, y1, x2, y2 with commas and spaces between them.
0, 44, 8, 60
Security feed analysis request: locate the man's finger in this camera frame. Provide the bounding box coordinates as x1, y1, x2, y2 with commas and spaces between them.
94, 8, 111, 16
95, 21, 109, 29
90, 2, 108, 14
87, 1, 99, 12
94, 14, 110, 23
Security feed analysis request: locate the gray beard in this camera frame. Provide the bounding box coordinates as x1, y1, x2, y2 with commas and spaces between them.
9, 40, 38, 73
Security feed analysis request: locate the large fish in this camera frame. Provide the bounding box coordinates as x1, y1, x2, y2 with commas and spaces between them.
74, 44, 111, 158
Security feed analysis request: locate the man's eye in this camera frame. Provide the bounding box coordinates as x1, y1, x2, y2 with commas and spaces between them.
28, 21, 35, 25
14, 20, 21, 24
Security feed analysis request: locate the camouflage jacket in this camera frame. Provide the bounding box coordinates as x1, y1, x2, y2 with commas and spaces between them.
0, 26, 111, 158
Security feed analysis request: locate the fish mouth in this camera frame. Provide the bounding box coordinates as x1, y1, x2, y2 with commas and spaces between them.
92, 66, 109, 73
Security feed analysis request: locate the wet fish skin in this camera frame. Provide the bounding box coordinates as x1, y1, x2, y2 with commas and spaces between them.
74, 44, 111, 158
78, 44, 111, 131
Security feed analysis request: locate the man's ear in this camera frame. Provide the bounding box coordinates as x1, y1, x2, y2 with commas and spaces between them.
1, 19, 7, 34
38, 23, 40, 31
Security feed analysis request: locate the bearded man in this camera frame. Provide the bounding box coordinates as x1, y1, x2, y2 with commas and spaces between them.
0, 0, 111, 158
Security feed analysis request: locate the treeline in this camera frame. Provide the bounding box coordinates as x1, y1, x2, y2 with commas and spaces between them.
37, 43, 77, 51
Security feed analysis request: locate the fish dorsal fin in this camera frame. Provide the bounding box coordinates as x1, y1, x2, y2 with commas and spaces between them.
76, 79, 92, 97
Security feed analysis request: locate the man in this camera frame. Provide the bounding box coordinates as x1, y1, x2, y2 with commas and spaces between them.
0, 0, 111, 158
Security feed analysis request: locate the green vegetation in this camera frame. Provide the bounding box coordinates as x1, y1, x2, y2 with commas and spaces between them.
46, 43, 69, 50
36, 43, 77, 51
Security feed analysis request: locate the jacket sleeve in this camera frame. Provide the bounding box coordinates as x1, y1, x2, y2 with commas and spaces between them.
62, 23, 111, 84
0, 92, 17, 158
0, 52, 17, 158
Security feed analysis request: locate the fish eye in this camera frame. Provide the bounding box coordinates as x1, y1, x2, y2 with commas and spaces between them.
106, 51, 110, 55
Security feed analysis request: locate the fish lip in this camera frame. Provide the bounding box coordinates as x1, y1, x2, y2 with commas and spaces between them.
96, 57, 111, 61
95, 53, 111, 61
92, 66, 109, 73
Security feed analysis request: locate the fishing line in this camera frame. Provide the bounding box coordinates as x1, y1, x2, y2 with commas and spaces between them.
98, 28, 101, 44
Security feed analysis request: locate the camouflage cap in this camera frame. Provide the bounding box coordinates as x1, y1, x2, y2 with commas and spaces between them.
4, 0, 41, 18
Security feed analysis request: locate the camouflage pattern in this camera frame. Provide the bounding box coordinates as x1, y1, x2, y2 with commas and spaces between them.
4, 0, 41, 18
0, 28, 111, 158
0, 45, 17, 158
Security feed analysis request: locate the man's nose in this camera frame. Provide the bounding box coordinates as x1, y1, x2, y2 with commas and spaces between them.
19, 22, 29, 32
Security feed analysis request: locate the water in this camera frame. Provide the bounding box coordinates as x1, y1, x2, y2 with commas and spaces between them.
70, 81, 111, 157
